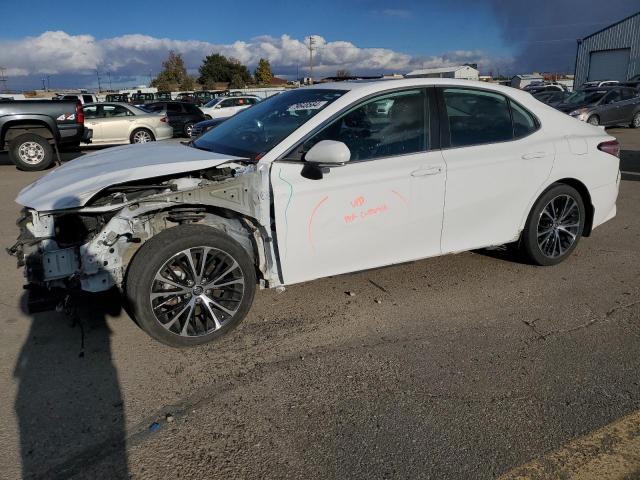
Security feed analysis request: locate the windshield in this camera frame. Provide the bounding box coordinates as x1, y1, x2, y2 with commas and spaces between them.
565, 90, 607, 105
193, 89, 345, 160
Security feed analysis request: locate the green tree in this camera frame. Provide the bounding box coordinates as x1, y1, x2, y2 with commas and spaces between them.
151, 51, 193, 91
254, 58, 273, 85
198, 53, 251, 88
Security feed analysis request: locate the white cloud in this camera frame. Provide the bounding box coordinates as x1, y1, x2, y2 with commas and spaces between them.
0, 31, 513, 80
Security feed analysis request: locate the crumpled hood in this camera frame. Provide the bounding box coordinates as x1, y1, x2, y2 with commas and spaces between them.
16, 142, 243, 211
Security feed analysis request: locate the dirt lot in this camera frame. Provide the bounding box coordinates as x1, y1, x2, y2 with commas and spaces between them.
0, 129, 639, 479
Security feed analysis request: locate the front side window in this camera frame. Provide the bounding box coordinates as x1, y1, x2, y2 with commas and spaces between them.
443, 88, 512, 147
167, 103, 182, 113
300, 89, 427, 161
193, 88, 345, 160
602, 90, 622, 104
83, 95, 94, 103
84, 105, 99, 119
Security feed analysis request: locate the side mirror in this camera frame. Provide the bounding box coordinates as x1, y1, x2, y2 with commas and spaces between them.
301, 140, 351, 180
305, 140, 351, 166
215, 105, 222, 109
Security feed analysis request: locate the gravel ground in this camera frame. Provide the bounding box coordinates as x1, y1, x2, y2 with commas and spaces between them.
0, 129, 638, 480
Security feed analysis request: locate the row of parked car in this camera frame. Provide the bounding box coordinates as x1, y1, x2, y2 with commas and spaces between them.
525, 75, 640, 128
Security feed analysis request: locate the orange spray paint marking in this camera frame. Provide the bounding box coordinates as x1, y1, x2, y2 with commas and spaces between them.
351, 196, 365, 208
308, 195, 329, 252
391, 189, 409, 206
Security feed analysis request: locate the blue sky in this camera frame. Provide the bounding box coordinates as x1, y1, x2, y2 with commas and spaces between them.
0, 0, 509, 57
0, 0, 638, 90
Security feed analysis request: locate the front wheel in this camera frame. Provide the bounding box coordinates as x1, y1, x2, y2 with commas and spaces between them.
520, 184, 586, 266
8, 133, 54, 171
125, 225, 256, 347
183, 123, 194, 137
631, 112, 640, 129
587, 115, 599, 126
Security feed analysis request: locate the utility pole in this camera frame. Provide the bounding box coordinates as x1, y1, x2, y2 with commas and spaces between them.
96, 69, 102, 92
0, 67, 7, 93
46, 75, 51, 91
149, 70, 153, 86
108, 72, 112, 91
307, 35, 316, 84
42, 77, 46, 90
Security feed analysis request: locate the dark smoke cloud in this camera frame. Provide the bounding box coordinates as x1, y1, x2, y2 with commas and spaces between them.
480, 0, 639, 73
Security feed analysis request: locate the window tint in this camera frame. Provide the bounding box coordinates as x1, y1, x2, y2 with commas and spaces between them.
511, 101, 537, 139
443, 88, 512, 147
84, 105, 99, 119
302, 89, 427, 161
220, 99, 235, 108
145, 103, 164, 113
621, 88, 637, 100
103, 105, 130, 117
185, 104, 200, 114
603, 90, 622, 104
83, 95, 94, 103
167, 103, 182, 113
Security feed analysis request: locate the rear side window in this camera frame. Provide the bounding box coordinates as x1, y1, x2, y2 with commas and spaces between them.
511, 101, 537, 139
186, 104, 201, 114
83, 95, 94, 103
167, 103, 182, 113
443, 88, 512, 147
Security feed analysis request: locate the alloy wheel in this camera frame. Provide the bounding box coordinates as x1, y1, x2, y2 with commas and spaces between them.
149, 247, 245, 337
18, 141, 45, 165
588, 116, 599, 126
536, 194, 581, 258
133, 130, 152, 143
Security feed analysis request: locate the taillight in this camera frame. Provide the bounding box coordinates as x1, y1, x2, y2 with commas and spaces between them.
76, 101, 84, 124
597, 140, 620, 158
160, 116, 168, 123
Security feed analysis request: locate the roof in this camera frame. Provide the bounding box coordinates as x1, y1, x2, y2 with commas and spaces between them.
581, 10, 640, 41
406, 65, 477, 76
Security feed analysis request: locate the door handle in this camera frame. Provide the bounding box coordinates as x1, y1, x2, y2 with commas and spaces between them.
521, 152, 547, 160
411, 166, 442, 177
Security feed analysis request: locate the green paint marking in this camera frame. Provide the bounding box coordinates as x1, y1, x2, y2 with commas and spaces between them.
278, 168, 294, 258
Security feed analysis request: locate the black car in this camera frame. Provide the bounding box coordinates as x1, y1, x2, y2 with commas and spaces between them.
524, 84, 567, 95
105, 93, 129, 102
532, 90, 570, 107
143, 101, 206, 137
189, 117, 227, 138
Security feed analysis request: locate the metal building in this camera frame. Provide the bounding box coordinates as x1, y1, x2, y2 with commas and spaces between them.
405, 65, 479, 81
574, 11, 640, 87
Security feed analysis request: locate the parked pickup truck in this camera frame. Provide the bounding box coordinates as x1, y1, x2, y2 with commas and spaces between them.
0, 100, 92, 170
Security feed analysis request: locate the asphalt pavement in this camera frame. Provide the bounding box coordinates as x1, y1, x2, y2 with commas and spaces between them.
0, 129, 639, 479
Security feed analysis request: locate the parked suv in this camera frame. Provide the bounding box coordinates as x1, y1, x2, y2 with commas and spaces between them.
142, 101, 206, 136
556, 86, 640, 127
10, 80, 620, 346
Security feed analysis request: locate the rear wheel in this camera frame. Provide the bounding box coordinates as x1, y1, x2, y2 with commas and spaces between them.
520, 184, 585, 266
631, 112, 640, 129
125, 225, 256, 347
8, 133, 54, 171
130, 128, 155, 144
587, 115, 599, 126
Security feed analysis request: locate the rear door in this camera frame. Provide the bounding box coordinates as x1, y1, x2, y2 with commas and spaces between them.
598, 89, 624, 124
438, 87, 554, 253
83, 104, 102, 142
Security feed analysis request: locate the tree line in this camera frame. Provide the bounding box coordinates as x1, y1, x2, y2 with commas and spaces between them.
151, 51, 275, 91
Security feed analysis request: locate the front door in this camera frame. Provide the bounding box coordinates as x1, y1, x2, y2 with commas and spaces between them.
99, 104, 133, 143
271, 88, 446, 285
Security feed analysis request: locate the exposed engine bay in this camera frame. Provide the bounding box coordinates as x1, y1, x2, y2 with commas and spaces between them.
8, 160, 281, 307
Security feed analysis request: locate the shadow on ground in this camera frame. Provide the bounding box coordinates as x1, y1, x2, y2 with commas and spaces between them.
13, 289, 130, 479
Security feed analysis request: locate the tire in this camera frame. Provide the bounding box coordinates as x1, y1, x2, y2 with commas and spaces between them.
130, 128, 155, 144
520, 183, 586, 266
631, 112, 640, 129
183, 123, 194, 137
125, 224, 256, 347
8, 133, 54, 171
587, 115, 599, 126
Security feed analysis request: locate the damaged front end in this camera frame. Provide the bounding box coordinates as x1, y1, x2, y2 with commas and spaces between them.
9, 161, 281, 313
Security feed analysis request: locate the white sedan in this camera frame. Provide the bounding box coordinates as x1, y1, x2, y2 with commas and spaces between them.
13, 79, 620, 347
82, 102, 173, 145
200, 95, 260, 119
